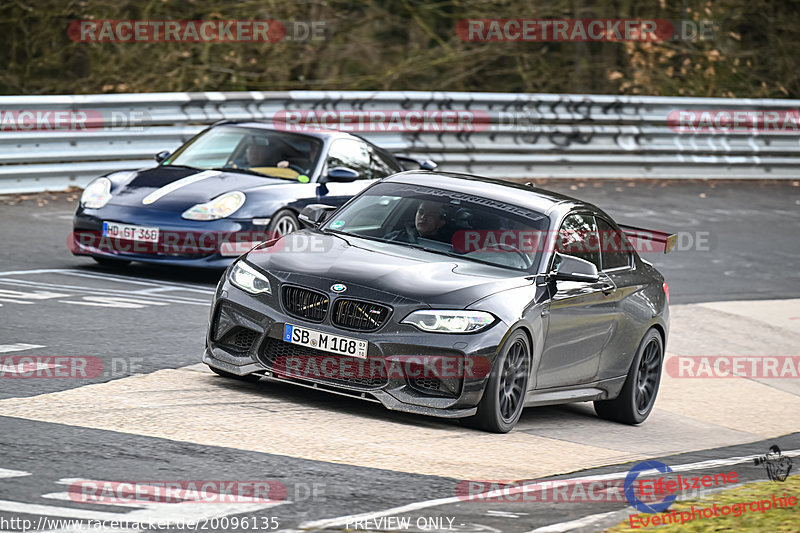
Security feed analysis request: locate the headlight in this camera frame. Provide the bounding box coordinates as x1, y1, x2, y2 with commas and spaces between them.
182, 191, 245, 221
401, 310, 495, 333
80, 177, 112, 209
229, 260, 271, 295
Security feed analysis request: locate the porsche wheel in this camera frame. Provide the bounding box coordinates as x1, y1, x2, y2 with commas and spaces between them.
595, 328, 663, 424
267, 210, 300, 237
462, 330, 530, 433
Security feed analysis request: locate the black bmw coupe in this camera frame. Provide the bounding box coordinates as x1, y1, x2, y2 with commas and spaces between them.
204, 171, 673, 432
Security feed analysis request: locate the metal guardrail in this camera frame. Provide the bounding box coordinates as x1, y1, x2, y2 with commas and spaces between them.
1, 91, 799, 193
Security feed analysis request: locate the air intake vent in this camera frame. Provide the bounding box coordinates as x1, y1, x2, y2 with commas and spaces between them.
282, 286, 329, 322
332, 299, 391, 331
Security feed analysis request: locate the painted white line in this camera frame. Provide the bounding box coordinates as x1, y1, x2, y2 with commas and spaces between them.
0, 500, 125, 520
0, 277, 209, 301
0, 468, 31, 479
48, 478, 289, 523
299, 448, 800, 530
0, 268, 214, 294
0, 344, 45, 354
527, 510, 622, 533
0, 279, 209, 306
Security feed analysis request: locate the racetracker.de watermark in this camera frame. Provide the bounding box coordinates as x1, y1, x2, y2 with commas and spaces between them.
0, 110, 149, 131
668, 109, 800, 133
68, 20, 327, 43
666, 356, 800, 378
67, 480, 290, 503
271, 354, 492, 381
68, 230, 333, 257
456, 19, 717, 42
0, 356, 144, 379
272, 110, 490, 133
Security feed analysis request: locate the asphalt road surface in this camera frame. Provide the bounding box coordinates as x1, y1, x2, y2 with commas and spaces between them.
0, 179, 798, 533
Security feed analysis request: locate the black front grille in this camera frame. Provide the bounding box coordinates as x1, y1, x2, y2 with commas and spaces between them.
218, 327, 259, 353
258, 337, 387, 389
332, 299, 391, 331
282, 286, 329, 322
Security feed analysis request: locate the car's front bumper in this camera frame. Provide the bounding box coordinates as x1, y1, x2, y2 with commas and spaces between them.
71, 205, 269, 269
203, 273, 508, 419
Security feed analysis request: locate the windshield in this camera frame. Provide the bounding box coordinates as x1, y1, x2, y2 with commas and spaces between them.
165, 126, 322, 181
323, 182, 550, 271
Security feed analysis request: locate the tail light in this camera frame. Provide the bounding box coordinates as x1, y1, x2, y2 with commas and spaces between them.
663, 282, 669, 304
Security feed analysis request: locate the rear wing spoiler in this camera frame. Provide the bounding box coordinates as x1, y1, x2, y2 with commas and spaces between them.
619, 224, 677, 254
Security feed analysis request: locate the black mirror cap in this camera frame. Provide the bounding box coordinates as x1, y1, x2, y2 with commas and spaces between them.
155, 150, 171, 163
325, 167, 360, 182
552, 253, 600, 283
298, 204, 338, 228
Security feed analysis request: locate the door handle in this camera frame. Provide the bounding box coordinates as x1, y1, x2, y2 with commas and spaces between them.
601, 282, 616, 295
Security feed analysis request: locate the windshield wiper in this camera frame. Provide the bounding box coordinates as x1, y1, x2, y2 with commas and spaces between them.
210, 167, 295, 181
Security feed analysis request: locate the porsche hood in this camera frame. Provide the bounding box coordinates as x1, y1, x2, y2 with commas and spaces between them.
105, 166, 288, 209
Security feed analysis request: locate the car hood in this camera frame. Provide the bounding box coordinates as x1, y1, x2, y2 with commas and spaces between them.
106, 166, 289, 209
245, 230, 533, 307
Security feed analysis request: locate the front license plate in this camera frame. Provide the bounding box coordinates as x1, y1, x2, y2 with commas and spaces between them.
283, 324, 367, 359
102, 221, 160, 243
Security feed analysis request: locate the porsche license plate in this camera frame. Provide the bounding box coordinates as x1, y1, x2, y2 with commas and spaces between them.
102, 221, 160, 243
283, 324, 367, 359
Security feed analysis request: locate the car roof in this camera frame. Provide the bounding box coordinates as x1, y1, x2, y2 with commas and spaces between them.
383, 171, 600, 219
211, 120, 358, 141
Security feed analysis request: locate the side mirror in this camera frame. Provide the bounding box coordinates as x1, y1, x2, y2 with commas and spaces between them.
550, 253, 599, 283
155, 150, 171, 164
299, 204, 338, 228
419, 159, 438, 171
324, 167, 359, 182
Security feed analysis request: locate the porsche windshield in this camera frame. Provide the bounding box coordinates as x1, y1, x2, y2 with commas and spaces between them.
166, 126, 322, 181
323, 182, 550, 271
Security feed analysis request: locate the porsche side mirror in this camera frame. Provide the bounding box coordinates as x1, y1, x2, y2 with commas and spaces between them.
395, 156, 438, 171
324, 167, 360, 182
551, 253, 599, 283
155, 150, 171, 163
299, 204, 338, 228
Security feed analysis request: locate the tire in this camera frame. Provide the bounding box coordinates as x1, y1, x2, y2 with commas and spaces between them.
208, 365, 261, 383
92, 256, 131, 267
461, 330, 531, 433
595, 328, 663, 424
267, 210, 300, 237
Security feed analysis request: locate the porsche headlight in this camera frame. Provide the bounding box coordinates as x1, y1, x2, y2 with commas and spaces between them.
401, 310, 495, 333
182, 191, 245, 221
229, 260, 271, 295
80, 177, 112, 209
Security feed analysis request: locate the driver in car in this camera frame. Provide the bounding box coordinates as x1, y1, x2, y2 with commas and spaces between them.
385, 200, 452, 243
244, 143, 290, 169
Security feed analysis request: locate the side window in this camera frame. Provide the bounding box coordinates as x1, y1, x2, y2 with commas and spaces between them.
597, 217, 631, 270
556, 213, 601, 271
327, 139, 372, 180
370, 148, 403, 179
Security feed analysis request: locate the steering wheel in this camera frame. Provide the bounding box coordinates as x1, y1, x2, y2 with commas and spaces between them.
286, 162, 306, 174
473, 242, 532, 268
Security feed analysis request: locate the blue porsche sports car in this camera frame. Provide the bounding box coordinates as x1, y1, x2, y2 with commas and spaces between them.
70, 121, 435, 268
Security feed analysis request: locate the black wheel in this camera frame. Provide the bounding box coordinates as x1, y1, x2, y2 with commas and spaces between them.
92, 256, 131, 267
267, 210, 300, 237
595, 328, 663, 424
462, 330, 530, 433
208, 365, 261, 383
